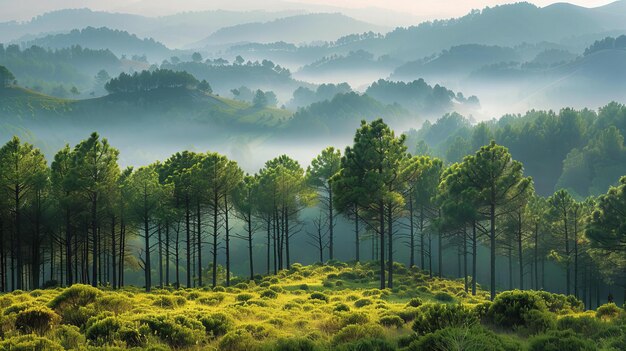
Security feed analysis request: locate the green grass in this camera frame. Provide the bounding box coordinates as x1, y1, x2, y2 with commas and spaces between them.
0, 262, 623, 350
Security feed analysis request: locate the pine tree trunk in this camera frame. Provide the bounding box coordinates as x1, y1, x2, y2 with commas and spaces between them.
518, 212, 524, 290
472, 222, 477, 295
387, 205, 393, 289
111, 216, 116, 289
197, 199, 202, 287
212, 191, 218, 287
185, 196, 191, 288
225, 197, 231, 286
329, 185, 333, 260
379, 200, 385, 290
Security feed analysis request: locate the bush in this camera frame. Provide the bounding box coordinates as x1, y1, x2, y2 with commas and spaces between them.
118, 325, 146, 347
197, 293, 225, 306
517, 309, 555, 335
332, 324, 385, 346
354, 298, 372, 308
528, 330, 595, 351
237, 293, 255, 302
378, 315, 404, 328
95, 295, 132, 314
406, 298, 423, 308
487, 290, 545, 328
15, 306, 60, 335
596, 303, 621, 320
412, 304, 478, 335
273, 337, 321, 351
219, 329, 260, 351
336, 337, 395, 351
340, 312, 369, 326
408, 326, 520, 351
434, 291, 454, 302
260, 290, 278, 299
85, 317, 121, 345
48, 284, 100, 310
535, 291, 584, 313
309, 292, 328, 302
153, 295, 185, 308
0, 335, 64, 351
396, 307, 420, 322
140, 315, 205, 348
53, 325, 85, 349
334, 303, 350, 312
557, 315, 606, 338
200, 313, 233, 338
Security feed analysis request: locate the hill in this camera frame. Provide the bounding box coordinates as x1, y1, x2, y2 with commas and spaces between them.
22, 27, 173, 61
0, 8, 305, 48
0, 262, 617, 350
0, 86, 291, 169
192, 13, 387, 47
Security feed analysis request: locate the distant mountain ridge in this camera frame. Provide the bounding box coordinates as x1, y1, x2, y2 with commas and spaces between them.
191, 13, 388, 48
22, 27, 172, 61
0, 8, 306, 48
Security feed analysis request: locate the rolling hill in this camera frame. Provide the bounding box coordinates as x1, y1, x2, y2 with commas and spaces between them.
22, 27, 173, 61
191, 13, 388, 47
0, 86, 292, 169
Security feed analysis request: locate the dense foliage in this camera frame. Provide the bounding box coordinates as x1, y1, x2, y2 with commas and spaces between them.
104, 69, 200, 94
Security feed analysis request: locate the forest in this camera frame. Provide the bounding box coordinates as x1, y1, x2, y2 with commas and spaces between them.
0, 118, 625, 349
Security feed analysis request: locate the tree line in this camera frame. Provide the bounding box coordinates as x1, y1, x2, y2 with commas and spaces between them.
104, 69, 210, 94
0, 120, 624, 306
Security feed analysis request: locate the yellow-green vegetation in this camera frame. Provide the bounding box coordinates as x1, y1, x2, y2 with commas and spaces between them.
0, 262, 625, 350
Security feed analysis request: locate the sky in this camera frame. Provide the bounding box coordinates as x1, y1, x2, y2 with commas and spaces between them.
0, 0, 618, 23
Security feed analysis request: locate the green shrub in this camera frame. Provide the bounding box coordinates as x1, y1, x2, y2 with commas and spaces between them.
487, 290, 545, 328
272, 337, 321, 351
334, 303, 350, 312
15, 306, 60, 335
118, 325, 146, 348
95, 295, 132, 314
378, 315, 404, 328
528, 330, 595, 351
220, 329, 260, 351
200, 313, 233, 338
237, 293, 255, 302
260, 290, 278, 299
408, 326, 520, 351
299, 284, 309, 290
518, 309, 556, 335
354, 298, 372, 308
412, 303, 478, 335
0, 334, 64, 351
341, 312, 369, 326
60, 305, 95, 327
535, 291, 584, 313
140, 315, 205, 348
434, 291, 454, 302
557, 315, 606, 338
596, 303, 621, 320
396, 307, 420, 322
48, 284, 100, 310
309, 292, 328, 302
53, 325, 85, 350
406, 298, 422, 308
85, 317, 121, 345
153, 295, 185, 308
332, 324, 385, 346
197, 293, 225, 306
336, 337, 395, 351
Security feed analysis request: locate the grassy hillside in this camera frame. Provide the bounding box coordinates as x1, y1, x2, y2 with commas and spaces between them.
0, 262, 622, 350
0, 87, 290, 127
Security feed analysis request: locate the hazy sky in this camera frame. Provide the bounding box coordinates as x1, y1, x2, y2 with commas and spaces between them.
0, 0, 617, 22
